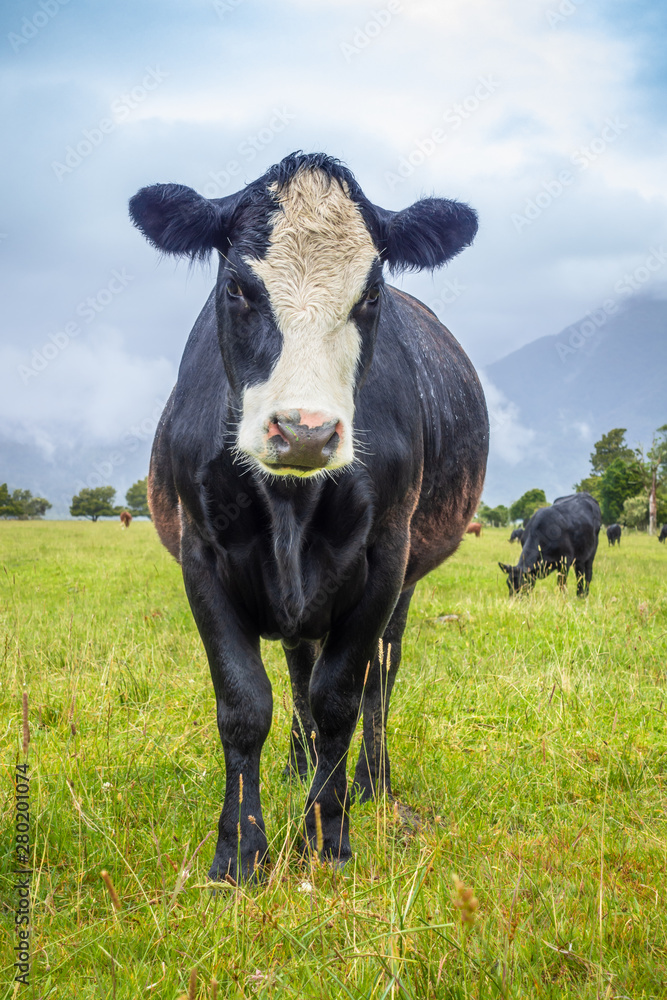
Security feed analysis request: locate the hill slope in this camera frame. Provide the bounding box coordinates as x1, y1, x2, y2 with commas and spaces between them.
481, 294, 667, 505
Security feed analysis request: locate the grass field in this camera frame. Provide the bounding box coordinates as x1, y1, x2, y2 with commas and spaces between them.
1, 520, 666, 999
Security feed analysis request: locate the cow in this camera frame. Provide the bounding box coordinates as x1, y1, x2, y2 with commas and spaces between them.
129, 151, 488, 882
606, 523, 621, 546
659, 524, 667, 543
509, 528, 524, 545
120, 510, 132, 528
498, 492, 600, 597
466, 522, 482, 537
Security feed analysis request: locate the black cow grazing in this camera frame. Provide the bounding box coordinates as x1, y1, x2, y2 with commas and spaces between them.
659, 524, 667, 543
606, 523, 621, 546
509, 528, 524, 545
130, 152, 488, 882
498, 492, 600, 597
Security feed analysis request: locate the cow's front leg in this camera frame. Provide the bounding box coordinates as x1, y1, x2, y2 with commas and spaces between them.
282, 639, 319, 781
305, 543, 407, 864
181, 529, 272, 882
353, 586, 415, 801
575, 557, 593, 597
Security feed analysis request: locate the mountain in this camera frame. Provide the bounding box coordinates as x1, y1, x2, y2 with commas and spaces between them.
480, 293, 667, 506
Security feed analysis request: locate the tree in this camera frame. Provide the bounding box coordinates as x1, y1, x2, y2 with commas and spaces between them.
575, 423, 667, 530
70, 486, 117, 522
645, 424, 667, 535
573, 475, 602, 502
509, 489, 548, 525
622, 494, 648, 530
589, 428, 636, 475
597, 457, 645, 524
0, 485, 51, 519
478, 503, 509, 526
125, 477, 150, 518
0, 483, 20, 517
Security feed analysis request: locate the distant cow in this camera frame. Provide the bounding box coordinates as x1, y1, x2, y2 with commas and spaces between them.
498, 493, 601, 596
466, 522, 482, 537
120, 510, 132, 528
606, 523, 621, 546
509, 528, 524, 545
659, 524, 667, 543
130, 151, 488, 881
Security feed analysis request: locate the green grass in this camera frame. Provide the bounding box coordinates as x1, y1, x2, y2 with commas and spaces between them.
1, 521, 666, 999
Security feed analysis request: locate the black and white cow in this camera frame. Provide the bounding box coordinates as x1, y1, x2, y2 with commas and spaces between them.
606, 523, 621, 546
130, 152, 488, 881
499, 492, 601, 596
509, 528, 524, 545
659, 524, 667, 543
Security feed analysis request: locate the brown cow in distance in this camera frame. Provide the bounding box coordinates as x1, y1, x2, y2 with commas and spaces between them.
120, 510, 132, 528
466, 522, 482, 537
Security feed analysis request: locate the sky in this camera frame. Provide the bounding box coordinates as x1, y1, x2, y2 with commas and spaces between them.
1, 0, 666, 515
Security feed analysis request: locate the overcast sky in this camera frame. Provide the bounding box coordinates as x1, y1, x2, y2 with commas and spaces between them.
1, 0, 666, 513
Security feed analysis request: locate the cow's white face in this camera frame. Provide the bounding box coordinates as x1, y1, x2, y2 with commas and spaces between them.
235, 170, 379, 478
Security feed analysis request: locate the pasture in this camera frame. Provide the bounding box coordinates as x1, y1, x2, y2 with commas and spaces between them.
1, 521, 665, 998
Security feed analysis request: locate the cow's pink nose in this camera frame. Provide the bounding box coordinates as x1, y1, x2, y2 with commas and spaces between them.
267, 411, 341, 469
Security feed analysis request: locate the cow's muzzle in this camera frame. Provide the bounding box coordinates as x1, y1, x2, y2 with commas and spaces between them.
265, 411, 341, 471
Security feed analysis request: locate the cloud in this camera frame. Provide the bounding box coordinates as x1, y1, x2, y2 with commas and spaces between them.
479, 374, 536, 466
0, 329, 175, 454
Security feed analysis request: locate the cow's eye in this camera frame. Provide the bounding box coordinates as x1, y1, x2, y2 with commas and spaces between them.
365, 286, 380, 303
226, 280, 245, 300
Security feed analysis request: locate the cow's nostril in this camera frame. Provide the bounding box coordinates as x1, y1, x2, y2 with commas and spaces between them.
268, 415, 340, 470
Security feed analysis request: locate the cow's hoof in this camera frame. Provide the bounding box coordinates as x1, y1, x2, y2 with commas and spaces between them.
207, 850, 269, 886
301, 841, 352, 869
351, 771, 393, 804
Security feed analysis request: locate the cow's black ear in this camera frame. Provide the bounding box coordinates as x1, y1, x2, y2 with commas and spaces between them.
372, 198, 478, 272
129, 183, 231, 259
498, 562, 511, 574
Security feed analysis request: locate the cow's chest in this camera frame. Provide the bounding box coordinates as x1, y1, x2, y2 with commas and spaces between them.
205, 479, 374, 641
220, 529, 369, 640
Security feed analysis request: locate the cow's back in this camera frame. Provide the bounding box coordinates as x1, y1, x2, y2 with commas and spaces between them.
528, 493, 600, 563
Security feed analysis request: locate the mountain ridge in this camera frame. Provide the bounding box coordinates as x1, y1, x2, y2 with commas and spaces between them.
481, 293, 667, 505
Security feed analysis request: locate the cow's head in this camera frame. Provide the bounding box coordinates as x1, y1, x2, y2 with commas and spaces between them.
498, 562, 536, 595
130, 152, 477, 478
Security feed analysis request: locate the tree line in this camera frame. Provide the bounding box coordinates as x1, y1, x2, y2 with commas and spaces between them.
0, 479, 150, 521
574, 425, 667, 531
0, 484, 52, 519
476, 423, 667, 533
69, 479, 150, 521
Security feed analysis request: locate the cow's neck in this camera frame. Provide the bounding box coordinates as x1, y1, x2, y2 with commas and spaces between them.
252, 472, 373, 637
257, 478, 320, 631
518, 537, 540, 572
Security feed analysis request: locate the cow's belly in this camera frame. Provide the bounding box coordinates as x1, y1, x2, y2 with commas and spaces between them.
404, 465, 485, 586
